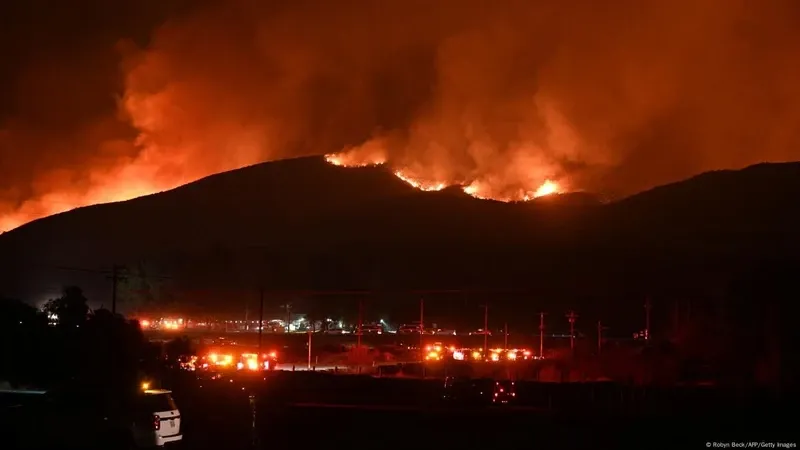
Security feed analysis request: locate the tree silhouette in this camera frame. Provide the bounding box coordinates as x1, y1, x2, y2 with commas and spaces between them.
83, 308, 147, 396
43, 286, 90, 327
0, 298, 49, 386
4, 286, 156, 403
0, 297, 47, 329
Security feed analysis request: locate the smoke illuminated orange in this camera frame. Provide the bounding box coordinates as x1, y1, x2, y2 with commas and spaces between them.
0, 175, 167, 233
5, 0, 799, 234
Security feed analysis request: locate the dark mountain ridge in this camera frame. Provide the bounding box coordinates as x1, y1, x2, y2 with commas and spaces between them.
2, 157, 800, 317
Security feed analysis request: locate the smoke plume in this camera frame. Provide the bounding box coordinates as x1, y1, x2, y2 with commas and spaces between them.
2, 0, 800, 231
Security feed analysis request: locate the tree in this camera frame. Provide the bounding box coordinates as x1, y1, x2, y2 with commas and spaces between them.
84, 309, 146, 384
43, 286, 90, 327
0, 297, 47, 329
4, 287, 152, 397
0, 298, 49, 386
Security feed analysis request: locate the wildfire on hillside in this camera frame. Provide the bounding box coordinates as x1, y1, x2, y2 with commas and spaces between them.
14, 0, 796, 232
534, 180, 559, 198
325, 149, 564, 202
462, 179, 561, 201
393, 170, 447, 192
324, 153, 386, 168
324, 138, 389, 168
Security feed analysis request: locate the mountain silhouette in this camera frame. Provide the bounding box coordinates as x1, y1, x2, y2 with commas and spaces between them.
2, 156, 799, 317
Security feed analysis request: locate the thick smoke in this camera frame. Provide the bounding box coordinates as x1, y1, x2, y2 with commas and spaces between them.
2, 0, 800, 231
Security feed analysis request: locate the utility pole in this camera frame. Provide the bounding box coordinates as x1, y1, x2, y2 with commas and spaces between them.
257, 287, 264, 354
284, 303, 292, 334
504, 322, 508, 349
539, 312, 546, 358
566, 311, 578, 351
419, 298, 424, 361
644, 298, 652, 341
307, 328, 313, 370
483, 304, 489, 352
108, 265, 125, 315
357, 299, 363, 349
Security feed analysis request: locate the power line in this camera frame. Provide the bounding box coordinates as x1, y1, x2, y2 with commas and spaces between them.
19, 261, 580, 299
49, 265, 112, 275
22, 262, 173, 280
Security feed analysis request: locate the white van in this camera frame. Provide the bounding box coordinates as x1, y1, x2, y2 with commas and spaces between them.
132, 389, 182, 447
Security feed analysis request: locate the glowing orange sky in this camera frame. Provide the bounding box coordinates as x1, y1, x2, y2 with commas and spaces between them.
3, 0, 800, 232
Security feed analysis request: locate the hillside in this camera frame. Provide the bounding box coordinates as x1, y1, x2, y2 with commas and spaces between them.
2, 157, 800, 314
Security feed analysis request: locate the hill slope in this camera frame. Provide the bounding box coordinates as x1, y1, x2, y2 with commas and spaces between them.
2, 157, 799, 313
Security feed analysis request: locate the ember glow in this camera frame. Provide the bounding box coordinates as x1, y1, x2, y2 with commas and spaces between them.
393, 170, 447, 192
324, 153, 386, 168
324, 149, 563, 201
533, 181, 559, 198
461, 179, 563, 202
324, 138, 390, 167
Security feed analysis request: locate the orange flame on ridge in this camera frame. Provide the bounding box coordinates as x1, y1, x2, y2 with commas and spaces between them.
533, 180, 559, 198
393, 170, 447, 192
325, 149, 564, 202
324, 153, 386, 167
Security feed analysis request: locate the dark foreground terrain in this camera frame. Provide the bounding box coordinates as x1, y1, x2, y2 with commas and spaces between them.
2, 373, 793, 449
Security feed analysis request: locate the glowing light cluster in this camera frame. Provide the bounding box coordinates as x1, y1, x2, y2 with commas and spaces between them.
138, 317, 184, 330
200, 351, 278, 371
434, 347, 535, 362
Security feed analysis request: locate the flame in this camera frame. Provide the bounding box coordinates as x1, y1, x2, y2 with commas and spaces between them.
324, 138, 389, 167
6, 0, 800, 236
324, 153, 386, 167
324, 147, 564, 202
533, 180, 559, 198
462, 179, 563, 202
393, 170, 447, 192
